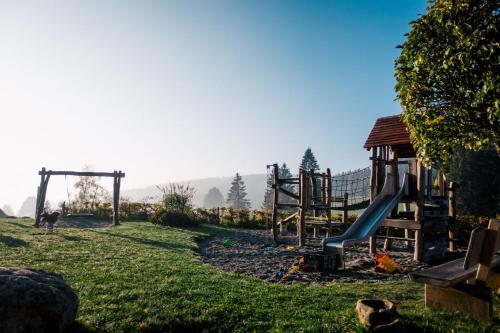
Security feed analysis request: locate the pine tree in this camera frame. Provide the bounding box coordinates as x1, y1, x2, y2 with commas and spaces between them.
300, 147, 319, 171
226, 173, 251, 211
262, 163, 297, 210
203, 187, 225, 208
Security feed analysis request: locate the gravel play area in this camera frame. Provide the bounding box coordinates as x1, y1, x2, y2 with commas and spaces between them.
199, 229, 434, 284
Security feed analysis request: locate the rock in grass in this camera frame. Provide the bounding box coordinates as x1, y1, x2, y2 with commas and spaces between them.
355, 299, 406, 333
0, 267, 79, 333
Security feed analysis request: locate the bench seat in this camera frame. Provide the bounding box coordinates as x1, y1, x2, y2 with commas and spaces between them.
410, 254, 500, 288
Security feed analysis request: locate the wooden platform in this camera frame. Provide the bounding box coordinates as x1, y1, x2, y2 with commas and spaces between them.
410, 255, 500, 288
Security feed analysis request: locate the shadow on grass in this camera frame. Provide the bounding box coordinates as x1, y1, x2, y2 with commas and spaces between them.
2, 221, 31, 229
62, 235, 86, 242
0, 235, 29, 247
88, 230, 192, 251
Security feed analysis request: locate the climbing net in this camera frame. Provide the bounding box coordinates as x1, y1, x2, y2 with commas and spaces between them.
330, 166, 371, 209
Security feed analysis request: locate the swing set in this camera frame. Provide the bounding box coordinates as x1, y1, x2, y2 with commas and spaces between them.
35, 167, 125, 227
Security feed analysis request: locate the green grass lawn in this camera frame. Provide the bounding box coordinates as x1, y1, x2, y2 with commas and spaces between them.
0, 218, 498, 332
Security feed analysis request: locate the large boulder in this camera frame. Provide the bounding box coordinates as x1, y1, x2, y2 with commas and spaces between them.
0, 268, 79, 333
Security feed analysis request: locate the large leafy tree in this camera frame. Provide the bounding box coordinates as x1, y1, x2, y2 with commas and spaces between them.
395, 0, 499, 170
226, 173, 251, 211
262, 163, 296, 210
448, 145, 499, 217
299, 147, 320, 171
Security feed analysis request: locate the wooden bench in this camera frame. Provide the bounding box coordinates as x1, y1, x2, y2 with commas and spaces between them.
410, 219, 500, 321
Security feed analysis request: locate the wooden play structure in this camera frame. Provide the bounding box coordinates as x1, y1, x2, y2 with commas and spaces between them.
270, 164, 371, 247
410, 219, 499, 321
270, 115, 457, 261
364, 115, 455, 261
35, 167, 125, 227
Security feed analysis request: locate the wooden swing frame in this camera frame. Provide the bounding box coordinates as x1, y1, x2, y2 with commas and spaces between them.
35, 167, 125, 227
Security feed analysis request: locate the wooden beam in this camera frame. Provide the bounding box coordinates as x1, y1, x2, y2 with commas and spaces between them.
276, 203, 299, 208
271, 164, 279, 242
35, 167, 46, 227
310, 168, 319, 217
342, 192, 348, 223
276, 187, 299, 200
112, 172, 121, 226
414, 160, 425, 261
326, 168, 332, 236
278, 212, 298, 225
425, 283, 492, 321
370, 148, 377, 202
448, 182, 457, 251
39, 170, 125, 178
381, 219, 422, 230
298, 170, 308, 247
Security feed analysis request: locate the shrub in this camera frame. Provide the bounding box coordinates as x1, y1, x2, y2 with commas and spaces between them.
150, 184, 199, 228
150, 208, 199, 227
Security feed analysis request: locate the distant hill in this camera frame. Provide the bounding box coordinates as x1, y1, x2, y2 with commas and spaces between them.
17, 196, 36, 218
123, 174, 268, 209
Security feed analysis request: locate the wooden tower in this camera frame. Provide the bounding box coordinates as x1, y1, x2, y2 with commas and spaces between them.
364, 115, 455, 261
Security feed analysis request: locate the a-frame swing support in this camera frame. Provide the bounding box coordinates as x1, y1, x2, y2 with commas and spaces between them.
35, 167, 126, 227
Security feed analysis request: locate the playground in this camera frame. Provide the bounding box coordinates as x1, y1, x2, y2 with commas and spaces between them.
0, 218, 497, 332
25, 114, 499, 329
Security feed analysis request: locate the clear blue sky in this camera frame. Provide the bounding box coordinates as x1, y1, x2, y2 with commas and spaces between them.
0, 0, 426, 211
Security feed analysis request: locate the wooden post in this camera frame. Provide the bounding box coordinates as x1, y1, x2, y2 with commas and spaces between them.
112, 171, 121, 226
35, 167, 46, 227
384, 148, 399, 250
426, 168, 433, 201
369, 235, 377, 254
438, 171, 445, 196
404, 202, 411, 248
414, 160, 425, 261
342, 192, 348, 223
377, 147, 386, 196
390, 148, 399, 217
310, 169, 318, 218
298, 169, 308, 247
448, 181, 457, 251
369, 148, 380, 254
36, 173, 50, 227
326, 168, 332, 236
370, 148, 377, 202
271, 164, 279, 241
321, 173, 327, 207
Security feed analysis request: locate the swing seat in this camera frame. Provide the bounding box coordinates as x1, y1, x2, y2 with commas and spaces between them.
66, 213, 95, 218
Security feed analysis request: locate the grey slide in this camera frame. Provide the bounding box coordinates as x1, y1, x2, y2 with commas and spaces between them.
323, 171, 409, 267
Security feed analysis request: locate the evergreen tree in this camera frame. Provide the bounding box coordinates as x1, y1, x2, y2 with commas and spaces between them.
300, 147, 319, 171
226, 173, 251, 211
262, 163, 296, 210
203, 187, 225, 208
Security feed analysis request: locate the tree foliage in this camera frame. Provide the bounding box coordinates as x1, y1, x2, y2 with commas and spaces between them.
203, 187, 225, 208
448, 145, 500, 217
73, 165, 108, 211
395, 0, 499, 169
300, 148, 320, 171
226, 173, 251, 211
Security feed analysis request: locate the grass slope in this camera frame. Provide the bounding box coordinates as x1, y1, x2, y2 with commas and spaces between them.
0, 219, 497, 332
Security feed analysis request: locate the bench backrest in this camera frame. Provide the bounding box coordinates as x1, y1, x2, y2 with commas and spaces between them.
463, 219, 499, 283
